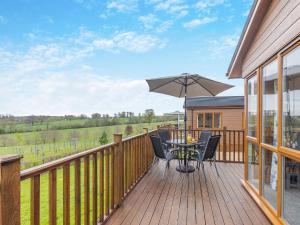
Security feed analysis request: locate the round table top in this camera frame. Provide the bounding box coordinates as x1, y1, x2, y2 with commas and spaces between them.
166, 139, 198, 147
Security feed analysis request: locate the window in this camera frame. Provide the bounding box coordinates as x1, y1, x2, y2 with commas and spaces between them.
248, 74, 257, 137
205, 113, 213, 128
262, 60, 278, 146
197, 112, 222, 128
198, 113, 203, 128
282, 157, 300, 225
248, 142, 259, 189
262, 149, 277, 210
282, 46, 300, 150
214, 113, 221, 128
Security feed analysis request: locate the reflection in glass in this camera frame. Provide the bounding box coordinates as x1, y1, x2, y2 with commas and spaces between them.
262, 149, 277, 209
205, 113, 213, 128
198, 113, 203, 128
248, 75, 257, 137
248, 142, 259, 189
262, 60, 278, 146
283, 157, 300, 225
214, 113, 221, 128
283, 46, 300, 150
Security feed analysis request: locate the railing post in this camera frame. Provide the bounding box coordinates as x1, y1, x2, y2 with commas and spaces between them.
0, 155, 22, 225
223, 127, 227, 162
113, 133, 123, 208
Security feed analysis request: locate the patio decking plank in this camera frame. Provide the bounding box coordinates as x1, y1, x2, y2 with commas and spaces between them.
158, 171, 180, 225
105, 162, 271, 225
226, 163, 271, 225
206, 166, 234, 225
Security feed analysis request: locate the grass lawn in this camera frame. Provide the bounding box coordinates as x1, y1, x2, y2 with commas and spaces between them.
0, 122, 168, 169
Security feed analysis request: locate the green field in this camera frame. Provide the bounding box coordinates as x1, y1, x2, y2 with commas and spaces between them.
0, 122, 168, 169
0, 116, 176, 224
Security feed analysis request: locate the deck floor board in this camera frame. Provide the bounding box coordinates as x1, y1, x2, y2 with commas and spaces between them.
106, 162, 271, 225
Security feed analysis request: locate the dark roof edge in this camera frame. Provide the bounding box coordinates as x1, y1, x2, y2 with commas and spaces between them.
226, 0, 259, 78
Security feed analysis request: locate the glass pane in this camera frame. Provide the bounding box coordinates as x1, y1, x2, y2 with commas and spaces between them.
198, 113, 203, 128
283, 157, 300, 225
214, 113, 221, 128
248, 75, 257, 137
248, 142, 259, 189
262, 60, 278, 146
262, 149, 277, 210
205, 113, 213, 128
283, 46, 300, 150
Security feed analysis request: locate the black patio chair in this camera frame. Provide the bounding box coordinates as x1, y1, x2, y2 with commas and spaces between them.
195, 130, 212, 153
149, 135, 180, 177
158, 129, 171, 148
197, 135, 221, 181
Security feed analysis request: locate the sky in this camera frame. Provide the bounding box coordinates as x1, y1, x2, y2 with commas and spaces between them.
0, 0, 253, 116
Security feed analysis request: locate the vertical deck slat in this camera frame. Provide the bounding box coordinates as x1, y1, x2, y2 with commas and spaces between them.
74, 159, 81, 225
49, 169, 57, 225
63, 164, 70, 225
105, 148, 110, 216
92, 153, 97, 225
238, 131, 241, 162
84, 156, 90, 225
110, 146, 115, 211
31, 175, 40, 225
99, 151, 104, 222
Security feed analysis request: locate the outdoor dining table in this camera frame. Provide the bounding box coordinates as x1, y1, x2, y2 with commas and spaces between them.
166, 138, 198, 173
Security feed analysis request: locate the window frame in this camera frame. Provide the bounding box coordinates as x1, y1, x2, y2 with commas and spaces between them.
197, 112, 222, 129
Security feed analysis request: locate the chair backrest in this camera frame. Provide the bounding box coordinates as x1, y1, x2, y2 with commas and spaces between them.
199, 131, 212, 143
202, 135, 221, 161
150, 135, 166, 159
158, 129, 170, 143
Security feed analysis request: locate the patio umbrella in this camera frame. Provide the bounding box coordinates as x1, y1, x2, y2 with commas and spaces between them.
146, 73, 233, 142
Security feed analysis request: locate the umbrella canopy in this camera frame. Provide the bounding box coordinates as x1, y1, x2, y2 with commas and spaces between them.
146, 73, 233, 98
146, 73, 233, 142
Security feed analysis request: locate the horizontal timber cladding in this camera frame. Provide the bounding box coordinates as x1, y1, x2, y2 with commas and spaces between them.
187, 108, 244, 131
242, 0, 300, 78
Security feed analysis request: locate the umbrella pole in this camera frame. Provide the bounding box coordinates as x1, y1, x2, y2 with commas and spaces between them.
184, 76, 187, 144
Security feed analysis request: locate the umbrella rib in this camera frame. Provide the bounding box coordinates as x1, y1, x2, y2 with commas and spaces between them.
190, 76, 215, 96
179, 84, 184, 97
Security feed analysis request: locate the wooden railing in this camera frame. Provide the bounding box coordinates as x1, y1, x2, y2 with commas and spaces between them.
0, 129, 154, 225
162, 127, 245, 163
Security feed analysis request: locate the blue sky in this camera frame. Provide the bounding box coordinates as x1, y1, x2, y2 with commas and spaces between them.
0, 0, 252, 116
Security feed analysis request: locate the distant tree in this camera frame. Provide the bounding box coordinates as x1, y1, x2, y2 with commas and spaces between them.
79, 114, 88, 119
144, 109, 155, 124
48, 130, 60, 143
98, 131, 108, 145
125, 125, 133, 137
40, 130, 49, 144
15, 132, 24, 145
91, 113, 101, 119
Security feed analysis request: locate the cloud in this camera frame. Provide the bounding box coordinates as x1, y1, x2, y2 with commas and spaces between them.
72, 0, 99, 10
138, 14, 173, 33
93, 31, 167, 53
106, 0, 138, 12
0, 68, 182, 115
183, 17, 217, 29
138, 14, 159, 29
156, 20, 173, 32
195, 0, 227, 10
0, 16, 7, 24
147, 0, 189, 18
208, 33, 239, 58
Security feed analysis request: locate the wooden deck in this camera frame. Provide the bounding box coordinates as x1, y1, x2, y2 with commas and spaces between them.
106, 161, 271, 225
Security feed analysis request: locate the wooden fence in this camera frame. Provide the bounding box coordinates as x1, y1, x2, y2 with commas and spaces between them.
164, 127, 245, 163
0, 129, 154, 225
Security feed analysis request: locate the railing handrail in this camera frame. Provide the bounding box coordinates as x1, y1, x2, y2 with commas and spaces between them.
20, 142, 118, 180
